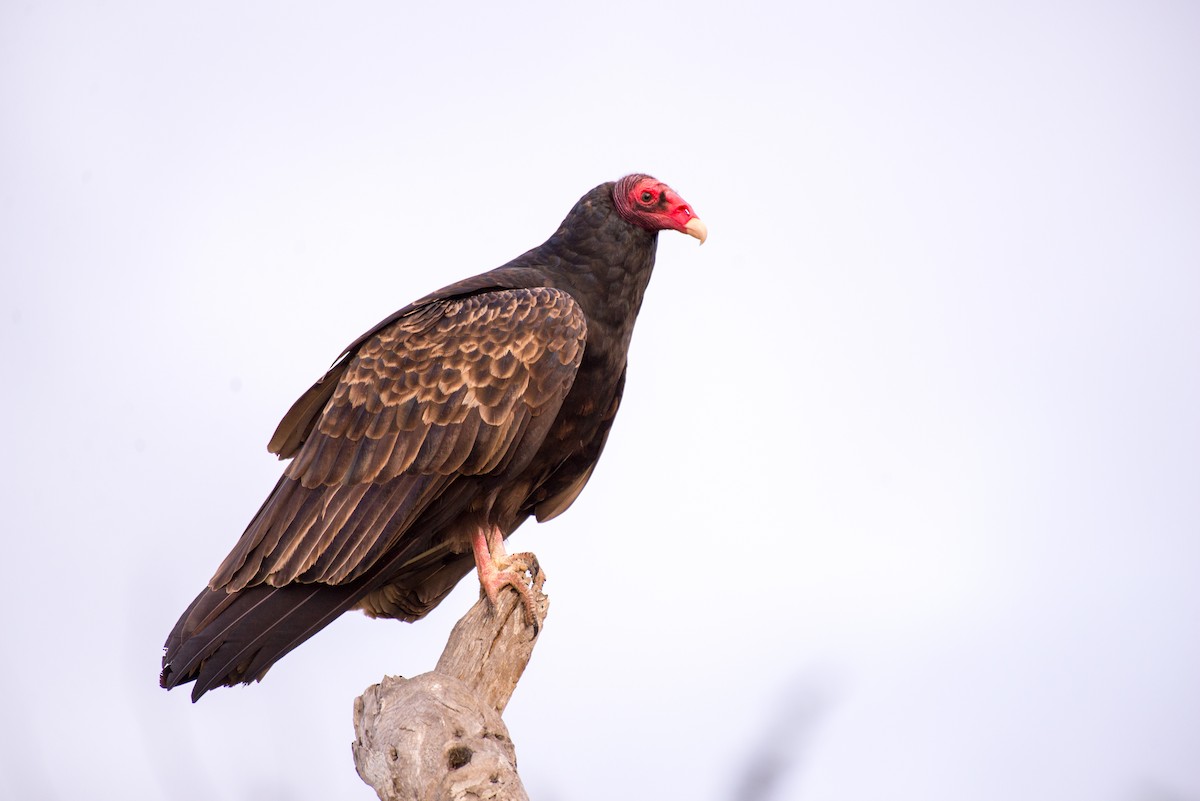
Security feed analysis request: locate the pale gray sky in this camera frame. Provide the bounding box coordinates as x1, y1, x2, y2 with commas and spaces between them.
3, 2, 1198, 799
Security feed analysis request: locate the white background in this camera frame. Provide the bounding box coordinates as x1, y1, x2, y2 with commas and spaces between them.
3, 2, 1198, 799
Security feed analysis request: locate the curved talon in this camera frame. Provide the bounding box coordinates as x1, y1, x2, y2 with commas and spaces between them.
471, 529, 542, 630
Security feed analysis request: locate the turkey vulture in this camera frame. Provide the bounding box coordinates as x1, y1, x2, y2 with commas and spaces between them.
160, 174, 706, 701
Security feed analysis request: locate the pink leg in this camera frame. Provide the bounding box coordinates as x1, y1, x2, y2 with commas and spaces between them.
470, 526, 540, 625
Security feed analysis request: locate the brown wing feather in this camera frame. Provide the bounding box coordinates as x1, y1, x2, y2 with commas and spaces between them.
267, 360, 351, 459
209, 287, 586, 592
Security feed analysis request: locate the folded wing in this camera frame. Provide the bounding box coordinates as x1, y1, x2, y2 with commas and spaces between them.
212, 286, 587, 592
161, 287, 586, 697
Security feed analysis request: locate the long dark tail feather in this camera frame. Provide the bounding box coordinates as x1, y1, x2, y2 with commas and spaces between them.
160, 535, 478, 702
160, 581, 364, 702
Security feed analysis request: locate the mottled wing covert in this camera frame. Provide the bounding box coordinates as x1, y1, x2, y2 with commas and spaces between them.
293, 288, 585, 484
209, 287, 586, 591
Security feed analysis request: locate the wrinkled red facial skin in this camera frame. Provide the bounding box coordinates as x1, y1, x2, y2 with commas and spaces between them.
613, 174, 699, 234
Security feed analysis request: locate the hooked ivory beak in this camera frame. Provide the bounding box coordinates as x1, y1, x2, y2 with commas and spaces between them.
684, 217, 708, 245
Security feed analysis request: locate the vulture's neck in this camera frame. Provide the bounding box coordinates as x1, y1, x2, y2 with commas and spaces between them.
536, 190, 659, 356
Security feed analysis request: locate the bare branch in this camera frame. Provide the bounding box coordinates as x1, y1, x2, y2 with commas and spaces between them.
353, 557, 548, 801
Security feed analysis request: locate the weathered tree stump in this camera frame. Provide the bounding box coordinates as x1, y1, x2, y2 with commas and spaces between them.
352, 556, 548, 801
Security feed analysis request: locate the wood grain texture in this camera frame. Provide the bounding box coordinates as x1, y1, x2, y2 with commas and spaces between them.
352, 562, 548, 801
435, 553, 547, 715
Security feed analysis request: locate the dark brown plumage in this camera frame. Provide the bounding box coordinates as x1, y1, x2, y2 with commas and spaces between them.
161, 174, 706, 701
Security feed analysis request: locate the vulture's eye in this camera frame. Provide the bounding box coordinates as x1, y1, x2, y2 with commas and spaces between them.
641, 191, 654, 203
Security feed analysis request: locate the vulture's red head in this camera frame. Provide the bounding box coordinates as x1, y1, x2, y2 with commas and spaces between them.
613, 174, 707, 244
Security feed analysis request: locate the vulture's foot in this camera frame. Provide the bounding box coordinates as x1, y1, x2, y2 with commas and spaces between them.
471, 527, 543, 632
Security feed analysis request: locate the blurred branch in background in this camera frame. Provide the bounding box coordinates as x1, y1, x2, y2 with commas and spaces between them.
730, 672, 838, 801
353, 557, 548, 801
